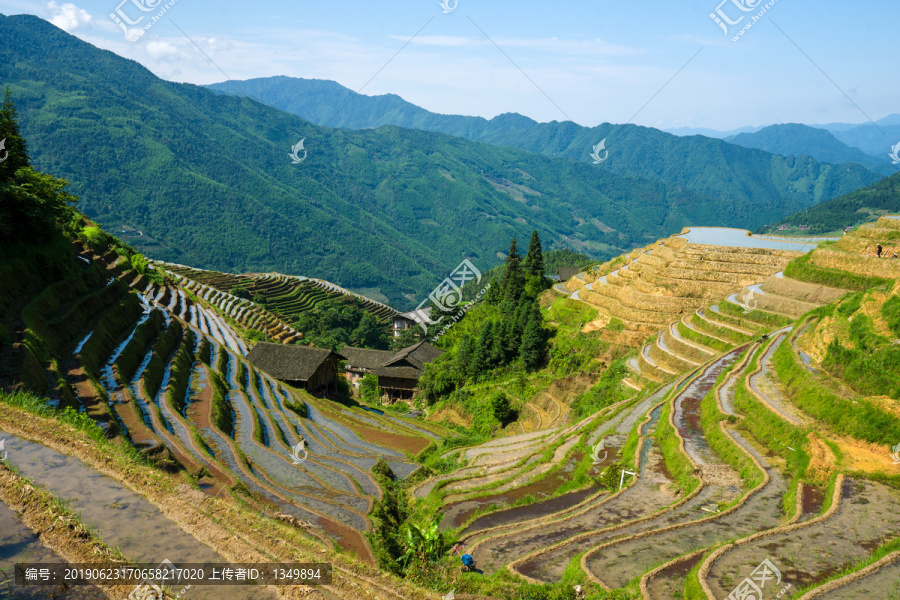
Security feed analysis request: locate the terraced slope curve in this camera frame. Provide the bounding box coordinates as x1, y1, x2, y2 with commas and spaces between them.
160, 262, 399, 325
559, 227, 814, 349
5, 243, 438, 563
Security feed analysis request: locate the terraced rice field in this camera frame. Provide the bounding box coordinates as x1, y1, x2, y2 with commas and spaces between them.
705, 476, 900, 598
0, 431, 276, 599
9, 219, 900, 599
460, 386, 679, 576
0, 499, 106, 600
9, 246, 440, 566
160, 263, 399, 331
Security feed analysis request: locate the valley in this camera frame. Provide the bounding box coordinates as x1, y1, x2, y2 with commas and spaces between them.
2, 8, 900, 600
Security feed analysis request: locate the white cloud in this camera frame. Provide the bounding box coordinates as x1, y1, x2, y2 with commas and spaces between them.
144, 39, 180, 59
46, 1, 92, 31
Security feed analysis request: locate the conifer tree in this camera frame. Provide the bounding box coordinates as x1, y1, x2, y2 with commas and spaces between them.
500, 238, 525, 305
470, 320, 494, 378
0, 88, 30, 181
523, 230, 544, 278
0, 90, 77, 241
455, 335, 474, 379
519, 318, 547, 371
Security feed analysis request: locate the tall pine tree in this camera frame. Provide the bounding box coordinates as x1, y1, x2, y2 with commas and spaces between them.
523, 230, 544, 278
500, 238, 525, 305
0, 88, 30, 181
523, 230, 550, 297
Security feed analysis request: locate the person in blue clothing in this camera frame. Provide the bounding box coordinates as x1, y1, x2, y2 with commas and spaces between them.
461, 553, 475, 572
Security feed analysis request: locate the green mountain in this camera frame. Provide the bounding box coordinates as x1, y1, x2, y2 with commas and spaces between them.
0, 15, 881, 310
759, 170, 900, 234
0, 15, 727, 309
725, 123, 896, 176
828, 124, 900, 159
207, 75, 883, 216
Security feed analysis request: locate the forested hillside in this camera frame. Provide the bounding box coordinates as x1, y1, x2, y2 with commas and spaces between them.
209, 75, 884, 219
760, 171, 900, 235
0, 15, 777, 310
726, 123, 897, 175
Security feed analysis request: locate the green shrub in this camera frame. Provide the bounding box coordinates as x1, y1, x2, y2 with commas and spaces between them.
230, 286, 251, 300
285, 399, 307, 419
367, 458, 411, 576
570, 358, 630, 418
489, 391, 515, 424
359, 373, 381, 403
82, 226, 109, 251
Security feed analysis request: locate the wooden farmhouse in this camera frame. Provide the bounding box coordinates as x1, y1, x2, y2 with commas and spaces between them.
340, 341, 443, 401
245, 342, 343, 393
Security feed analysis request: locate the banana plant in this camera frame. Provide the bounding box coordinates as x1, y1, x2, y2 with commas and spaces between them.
398, 519, 446, 568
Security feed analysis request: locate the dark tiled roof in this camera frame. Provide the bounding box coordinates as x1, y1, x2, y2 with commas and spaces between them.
384, 341, 444, 370
246, 342, 341, 381
340, 346, 393, 370
374, 366, 423, 380
344, 342, 443, 381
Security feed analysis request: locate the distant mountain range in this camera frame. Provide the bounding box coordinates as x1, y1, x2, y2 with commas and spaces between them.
668, 116, 900, 163
0, 15, 886, 309
207, 76, 881, 226
725, 124, 897, 176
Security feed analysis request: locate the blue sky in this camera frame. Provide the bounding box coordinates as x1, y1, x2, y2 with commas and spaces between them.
2, 0, 897, 130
